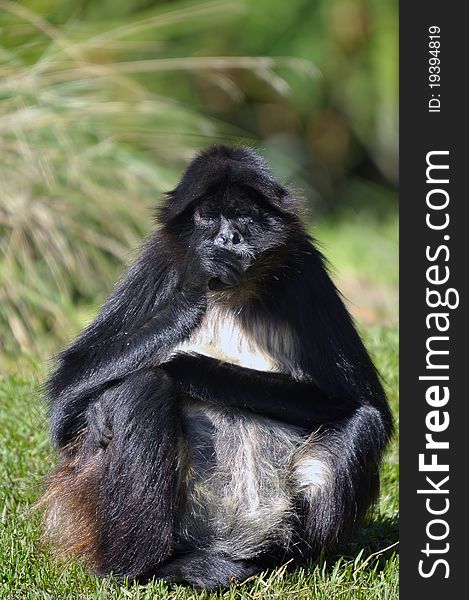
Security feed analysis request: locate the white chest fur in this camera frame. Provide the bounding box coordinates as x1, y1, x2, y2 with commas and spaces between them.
174, 306, 278, 372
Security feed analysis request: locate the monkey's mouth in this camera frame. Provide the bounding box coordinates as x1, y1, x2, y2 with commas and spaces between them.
208, 252, 254, 291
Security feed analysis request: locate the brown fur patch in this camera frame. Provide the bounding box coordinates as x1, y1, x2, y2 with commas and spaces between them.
39, 441, 104, 570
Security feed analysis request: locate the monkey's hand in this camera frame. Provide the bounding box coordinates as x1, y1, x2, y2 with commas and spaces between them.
184, 243, 244, 291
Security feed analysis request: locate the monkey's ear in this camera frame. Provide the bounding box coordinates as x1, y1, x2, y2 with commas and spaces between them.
245, 178, 301, 217
158, 161, 219, 224
158, 187, 205, 224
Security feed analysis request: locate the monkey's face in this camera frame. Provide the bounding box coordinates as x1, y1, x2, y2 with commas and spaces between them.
192, 184, 291, 271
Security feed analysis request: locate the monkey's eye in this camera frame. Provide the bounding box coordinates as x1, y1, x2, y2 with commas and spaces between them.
236, 215, 254, 225
194, 208, 218, 226
232, 206, 259, 224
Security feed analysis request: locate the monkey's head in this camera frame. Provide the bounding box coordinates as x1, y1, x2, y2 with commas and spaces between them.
160, 146, 302, 279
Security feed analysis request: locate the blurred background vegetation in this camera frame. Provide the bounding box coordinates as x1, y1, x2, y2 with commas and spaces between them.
0, 0, 397, 366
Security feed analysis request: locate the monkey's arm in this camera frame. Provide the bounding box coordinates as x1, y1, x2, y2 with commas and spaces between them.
267, 241, 393, 434
47, 235, 210, 447
51, 292, 204, 398
48, 239, 244, 447
49, 295, 205, 447
49, 244, 244, 400
161, 353, 356, 428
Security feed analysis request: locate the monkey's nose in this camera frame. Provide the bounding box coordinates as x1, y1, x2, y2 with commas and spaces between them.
215, 231, 243, 246
215, 234, 227, 246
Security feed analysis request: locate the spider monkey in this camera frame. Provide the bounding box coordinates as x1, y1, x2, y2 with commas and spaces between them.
42, 145, 393, 590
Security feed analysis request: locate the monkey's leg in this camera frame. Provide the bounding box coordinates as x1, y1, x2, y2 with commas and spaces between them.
43, 368, 180, 579
290, 405, 389, 559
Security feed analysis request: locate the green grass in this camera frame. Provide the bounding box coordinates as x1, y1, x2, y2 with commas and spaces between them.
0, 321, 398, 600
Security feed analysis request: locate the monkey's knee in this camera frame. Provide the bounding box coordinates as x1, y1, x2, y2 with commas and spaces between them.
83, 398, 113, 454
83, 367, 176, 449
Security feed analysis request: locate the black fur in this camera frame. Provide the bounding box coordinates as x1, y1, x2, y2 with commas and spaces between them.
43, 145, 393, 590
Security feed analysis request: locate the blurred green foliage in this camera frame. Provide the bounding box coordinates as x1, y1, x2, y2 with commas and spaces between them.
0, 0, 397, 361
